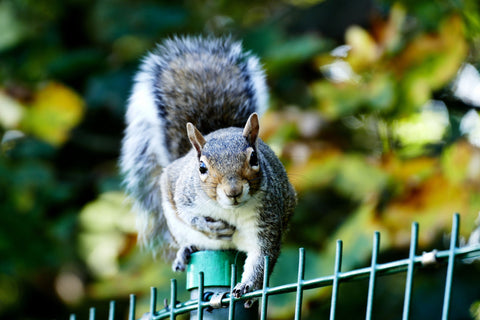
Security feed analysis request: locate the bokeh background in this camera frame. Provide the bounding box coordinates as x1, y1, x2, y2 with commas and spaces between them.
1, 0, 480, 319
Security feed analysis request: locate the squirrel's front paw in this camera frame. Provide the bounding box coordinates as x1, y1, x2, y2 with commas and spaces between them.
172, 245, 198, 272
232, 281, 253, 298
232, 281, 256, 308
191, 216, 236, 240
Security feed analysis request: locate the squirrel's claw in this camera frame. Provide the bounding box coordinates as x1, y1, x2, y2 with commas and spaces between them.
232, 281, 256, 308
172, 245, 198, 272
243, 298, 256, 309
232, 281, 251, 298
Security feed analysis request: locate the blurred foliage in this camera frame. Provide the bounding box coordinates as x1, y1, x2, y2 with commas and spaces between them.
1, 0, 480, 319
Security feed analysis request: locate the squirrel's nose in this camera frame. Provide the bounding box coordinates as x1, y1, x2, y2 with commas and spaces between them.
225, 178, 243, 200
226, 186, 243, 199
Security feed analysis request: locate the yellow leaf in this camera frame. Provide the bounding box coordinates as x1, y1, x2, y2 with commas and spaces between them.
22, 82, 84, 146
442, 140, 480, 185
79, 192, 136, 278
345, 26, 379, 71
383, 174, 471, 247
395, 15, 468, 112
372, 3, 406, 53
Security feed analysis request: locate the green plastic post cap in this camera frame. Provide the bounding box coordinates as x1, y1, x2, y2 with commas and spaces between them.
186, 250, 246, 290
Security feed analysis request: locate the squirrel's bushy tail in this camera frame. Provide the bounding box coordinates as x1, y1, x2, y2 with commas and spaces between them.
120, 36, 269, 250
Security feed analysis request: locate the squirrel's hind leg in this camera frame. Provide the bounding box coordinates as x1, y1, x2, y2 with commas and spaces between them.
172, 244, 198, 272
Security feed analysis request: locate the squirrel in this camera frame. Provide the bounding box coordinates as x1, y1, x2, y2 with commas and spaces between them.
120, 35, 296, 301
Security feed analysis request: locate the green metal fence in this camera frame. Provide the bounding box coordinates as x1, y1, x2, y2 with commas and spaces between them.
71, 213, 480, 320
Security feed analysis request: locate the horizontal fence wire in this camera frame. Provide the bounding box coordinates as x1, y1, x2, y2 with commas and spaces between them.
72, 214, 480, 320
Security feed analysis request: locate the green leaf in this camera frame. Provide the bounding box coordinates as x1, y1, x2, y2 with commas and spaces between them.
0, 2, 27, 51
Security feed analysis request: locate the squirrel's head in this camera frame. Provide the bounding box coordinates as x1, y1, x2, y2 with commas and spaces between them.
186, 113, 262, 208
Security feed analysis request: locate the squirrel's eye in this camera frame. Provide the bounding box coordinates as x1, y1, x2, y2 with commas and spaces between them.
249, 150, 258, 167
199, 161, 208, 174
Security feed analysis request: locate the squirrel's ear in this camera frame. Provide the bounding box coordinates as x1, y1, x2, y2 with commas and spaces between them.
243, 113, 259, 146
187, 122, 206, 157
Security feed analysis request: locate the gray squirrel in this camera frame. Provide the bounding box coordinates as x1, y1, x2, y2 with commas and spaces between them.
120, 36, 296, 300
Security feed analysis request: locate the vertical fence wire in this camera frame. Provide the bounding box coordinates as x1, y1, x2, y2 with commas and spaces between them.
150, 287, 157, 318
402, 222, 419, 320
329, 240, 343, 320
229, 264, 237, 320
89, 307, 95, 320
441, 213, 459, 320
260, 256, 270, 320
365, 231, 380, 320
294, 248, 306, 320
108, 301, 115, 320
128, 294, 136, 320
68, 214, 480, 320
197, 272, 204, 320
170, 279, 177, 320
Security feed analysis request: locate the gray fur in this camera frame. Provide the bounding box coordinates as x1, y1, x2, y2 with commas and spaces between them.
120, 36, 296, 297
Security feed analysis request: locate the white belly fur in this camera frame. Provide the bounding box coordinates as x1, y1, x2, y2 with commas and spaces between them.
164, 194, 261, 254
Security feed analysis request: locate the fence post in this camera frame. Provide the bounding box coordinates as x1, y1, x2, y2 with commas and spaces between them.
186, 250, 258, 320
